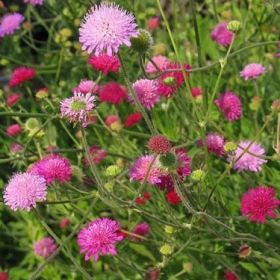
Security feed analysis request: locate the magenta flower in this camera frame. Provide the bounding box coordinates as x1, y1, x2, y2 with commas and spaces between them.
60, 92, 96, 127
241, 186, 280, 223
211, 22, 233, 47
176, 148, 192, 179
198, 133, 225, 157
88, 54, 121, 75
24, 0, 44, 5
232, 141, 267, 172
79, 3, 138, 55
34, 237, 57, 259
131, 222, 150, 241
0, 13, 24, 37
145, 55, 170, 73
3, 172, 47, 211
6, 124, 22, 137
215, 91, 242, 121
9, 67, 36, 87
77, 218, 123, 261
72, 80, 98, 95
132, 79, 160, 110
99, 82, 127, 105
6, 93, 21, 107
240, 63, 266, 80
29, 154, 72, 185
83, 145, 107, 165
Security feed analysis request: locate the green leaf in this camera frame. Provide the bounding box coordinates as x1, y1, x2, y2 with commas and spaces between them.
129, 243, 156, 262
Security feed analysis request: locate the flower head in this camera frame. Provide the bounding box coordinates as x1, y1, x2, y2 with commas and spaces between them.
166, 191, 181, 205
79, 3, 138, 55
131, 222, 150, 241
84, 145, 107, 165
3, 172, 47, 211
124, 112, 143, 128
34, 237, 57, 259
9, 67, 36, 87
147, 16, 160, 31
241, 186, 280, 223
232, 141, 267, 172
0, 272, 9, 280
88, 54, 120, 74
10, 143, 23, 153
77, 217, 123, 261
99, 82, 127, 105
215, 91, 242, 121
6, 93, 21, 107
73, 80, 98, 95
0, 13, 24, 37
191, 87, 203, 98
145, 55, 170, 73
198, 133, 225, 157
29, 154, 72, 185
211, 22, 234, 46
24, 0, 44, 5
148, 135, 171, 154
60, 218, 70, 229
240, 63, 265, 80
224, 271, 239, 280
132, 79, 160, 110
60, 92, 96, 127
6, 124, 22, 137
175, 148, 192, 179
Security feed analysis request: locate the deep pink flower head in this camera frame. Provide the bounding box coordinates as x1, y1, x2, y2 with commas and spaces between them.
24, 0, 44, 5
6, 124, 22, 137
79, 3, 138, 55
88, 54, 120, 75
60, 92, 96, 127
0, 13, 24, 37
166, 190, 181, 205
211, 22, 233, 46
9, 67, 36, 87
198, 133, 225, 157
175, 148, 192, 179
240, 63, 266, 80
131, 222, 150, 241
34, 237, 57, 259
3, 172, 47, 211
84, 145, 107, 165
145, 55, 170, 73
99, 82, 127, 104
29, 154, 72, 185
0, 272, 9, 280
60, 217, 70, 229
148, 135, 171, 154
232, 141, 267, 172
73, 80, 98, 95
215, 91, 242, 121
241, 186, 280, 223
77, 217, 123, 261
129, 155, 162, 185
224, 271, 239, 280
105, 115, 119, 126
132, 79, 160, 110
147, 16, 160, 31
124, 112, 143, 128
6, 93, 21, 107
191, 87, 203, 98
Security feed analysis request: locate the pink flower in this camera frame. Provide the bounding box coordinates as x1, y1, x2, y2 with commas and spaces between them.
79, 3, 138, 55
124, 112, 143, 128
145, 55, 170, 73
147, 16, 160, 31
148, 135, 171, 154
232, 141, 267, 172
29, 154, 72, 185
6, 124, 22, 137
105, 115, 119, 126
72, 80, 98, 95
24, 0, 44, 5
166, 191, 181, 205
9, 67, 36, 87
60, 218, 70, 229
191, 87, 203, 98
0, 272, 9, 280
211, 22, 233, 46
224, 271, 239, 280
0, 13, 24, 37
131, 222, 150, 241
176, 148, 192, 179
99, 82, 127, 105
198, 133, 225, 157
6, 93, 21, 107
132, 79, 160, 110
10, 143, 23, 153
83, 145, 107, 165
215, 91, 242, 121
34, 237, 57, 259
60, 92, 96, 127
3, 172, 47, 211
88, 54, 120, 75
241, 186, 280, 223
77, 217, 123, 261
240, 63, 266, 80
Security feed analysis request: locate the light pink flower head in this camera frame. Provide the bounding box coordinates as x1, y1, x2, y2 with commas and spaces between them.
232, 140, 267, 172
240, 63, 266, 80
215, 91, 242, 121
72, 79, 98, 95
211, 22, 233, 47
3, 172, 47, 211
29, 154, 72, 185
60, 92, 96, 127
198, 133, 225, 157
77, 217, 123, 261
145, 55, 170, 73
24, 0, 44, 5
131, 222, 150, 241
132, 79, 160, 110
34, 237, 57, 259
10, 143, 23, 153
79, 3, 138, 55
241, 186, 280, 223
0, 13, 24, 37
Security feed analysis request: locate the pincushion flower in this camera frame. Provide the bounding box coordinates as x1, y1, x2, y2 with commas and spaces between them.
24, 0, 44, 5
166, 191, 181, 205
60, 92, 96, 127
29, 154, 72, 185
3, 172, 47, 211
84, 145, 107, 165
211, 22, 233, 46
215, 91, 242, 121
79, 3, 138, 55
198, 133, 225, 157
6, 93, 21, 107
124, 112, 143, 128
241, 186, 280, 223
9, 67, 36, 87
147, 16, 160, 31
6, 124, 22, 137
145, 55, 170, 73
0, 13, 24, 37
77, 217, 123, 261
34, 237, 57, 259
224, 271, 239, 280
88, 54, 121, 75
73, 80, 98, 95
240, 63, 266, 80
132, 79, 160, 110
131, 222, 150, 241
99, 82, 127, 105
232, 141, 267, 172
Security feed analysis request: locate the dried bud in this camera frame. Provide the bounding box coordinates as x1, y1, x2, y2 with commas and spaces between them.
238, 244, 252, 258
271, 99, 280, 113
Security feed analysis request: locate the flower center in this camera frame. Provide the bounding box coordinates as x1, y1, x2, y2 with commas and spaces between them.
70, 100, 86, 111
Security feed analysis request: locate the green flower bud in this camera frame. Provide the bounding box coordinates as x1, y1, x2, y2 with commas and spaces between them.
25, 118, 40, 131
71, 165, 84, 182
105, 165, 121, 177
224, 141, 237, 152
164, 225, 175, 234
227, 20, 241, 32
162, 77, 176, 86
191, 169, 206, 182
160, 244, 173, 255
159, 152, 178, 169
104, 182, 114, 192
130, 29, 153, 53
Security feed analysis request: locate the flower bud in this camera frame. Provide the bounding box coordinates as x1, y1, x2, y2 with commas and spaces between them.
271, 99, 280, 113
159, 244, 173, 255
227, 20, 241, 32
148, 135, 171, 154
238, 244, 252, 258
164, 225, 175, 234
191, 169, 206, 182
131, 29, 153, 53
104, 182, 114, 192
159, 152, 178, 169
224, 141, 237, 152
35, 88, 49, 100
249, 96, 261, 111
25, 118, 39, 131
105, 165, 121, 177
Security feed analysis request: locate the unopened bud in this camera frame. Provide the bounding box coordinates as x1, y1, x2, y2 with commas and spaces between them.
191, 169, 206, 182
227, 20, 241, 32
131, 29, 153, 53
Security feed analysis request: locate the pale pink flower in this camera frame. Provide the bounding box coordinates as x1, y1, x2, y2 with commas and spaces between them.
145, 55, 170, 73
0, 13, 24, 37
34, 237, 57, 259
24, 0, 44, 5
240, 63, 266, 80
72, 80, 98, 95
